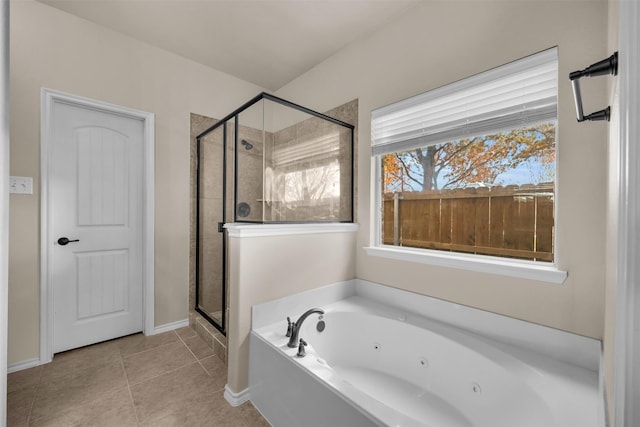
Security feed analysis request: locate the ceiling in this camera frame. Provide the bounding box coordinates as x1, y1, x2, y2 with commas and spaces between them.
37, 0, 421, 91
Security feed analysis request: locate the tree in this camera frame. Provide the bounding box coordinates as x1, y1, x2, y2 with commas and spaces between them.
382, 122, 556, 192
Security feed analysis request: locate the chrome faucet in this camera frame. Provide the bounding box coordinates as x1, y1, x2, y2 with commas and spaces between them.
287, 308, 325, 348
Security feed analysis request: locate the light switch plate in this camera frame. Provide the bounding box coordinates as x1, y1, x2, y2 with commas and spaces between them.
10, 176, 33, 194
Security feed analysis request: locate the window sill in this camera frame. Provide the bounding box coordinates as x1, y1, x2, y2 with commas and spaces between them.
363, 245, 567, 284
225, 223, 359, 238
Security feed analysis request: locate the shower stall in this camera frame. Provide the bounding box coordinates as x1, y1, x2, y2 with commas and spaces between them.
195, 93, 355, 334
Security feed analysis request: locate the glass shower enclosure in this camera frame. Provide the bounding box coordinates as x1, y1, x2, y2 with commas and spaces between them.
195, 93, 355, 334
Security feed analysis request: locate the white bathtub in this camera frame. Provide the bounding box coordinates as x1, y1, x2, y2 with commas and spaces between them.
249, 281, 602, 427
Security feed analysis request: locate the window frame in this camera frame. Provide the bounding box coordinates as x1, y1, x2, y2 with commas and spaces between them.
369, 158, 567, 284
368, 49, 567, 284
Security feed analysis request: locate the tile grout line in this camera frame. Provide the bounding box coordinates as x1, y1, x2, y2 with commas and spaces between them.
176, 329, 229, 395
124, 330, 202, 387
18, 333, 201, 426
120, 341, 143, 426
127, 360, 204, 389
25, 367, 44, 426
120, 334, 186, 361
175, 327, 212, 376
7, 333, 246, 426
25, 352, 124, 424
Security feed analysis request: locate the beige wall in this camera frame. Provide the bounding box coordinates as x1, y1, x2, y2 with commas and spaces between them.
226, 230, 356, 393
276, 0, 609, 339
8, 0, 264, 364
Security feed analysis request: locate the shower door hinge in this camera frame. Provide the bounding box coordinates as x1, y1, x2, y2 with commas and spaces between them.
218, 222, 225, 233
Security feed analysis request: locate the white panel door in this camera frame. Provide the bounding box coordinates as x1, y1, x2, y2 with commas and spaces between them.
51, 101, 144, 353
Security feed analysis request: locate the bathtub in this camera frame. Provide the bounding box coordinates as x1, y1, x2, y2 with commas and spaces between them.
249, 281, 602, 427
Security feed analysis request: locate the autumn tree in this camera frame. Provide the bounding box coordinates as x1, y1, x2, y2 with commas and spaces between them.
383, 123, 556, 193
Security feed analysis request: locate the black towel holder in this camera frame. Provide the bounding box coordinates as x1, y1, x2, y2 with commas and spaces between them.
569, 52, 618, 122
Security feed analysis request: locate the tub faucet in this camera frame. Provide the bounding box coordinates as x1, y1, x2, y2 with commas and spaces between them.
287, 308, 324, 348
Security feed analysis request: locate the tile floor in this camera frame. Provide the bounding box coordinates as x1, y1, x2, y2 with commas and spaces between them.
6, 327, 270, 426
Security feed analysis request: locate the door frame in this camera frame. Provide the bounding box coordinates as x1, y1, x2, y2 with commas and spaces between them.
40, 88, 155, 363
613, 1, 640, 425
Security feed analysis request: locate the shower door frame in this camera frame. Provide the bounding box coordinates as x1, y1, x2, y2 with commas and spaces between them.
232, 92, 355, 224
195, 92, 355, 334
195, 121, 228, 335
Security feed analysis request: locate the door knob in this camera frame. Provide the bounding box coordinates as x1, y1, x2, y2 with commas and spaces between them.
57, 237, 79, 246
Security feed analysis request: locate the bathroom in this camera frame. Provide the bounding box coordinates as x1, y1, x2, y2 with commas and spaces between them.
2, 0, 638, 426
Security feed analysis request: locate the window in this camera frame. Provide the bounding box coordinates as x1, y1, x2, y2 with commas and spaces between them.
268, 131, 347, 220
371, 48, 558, 265
283, 161, 340, 203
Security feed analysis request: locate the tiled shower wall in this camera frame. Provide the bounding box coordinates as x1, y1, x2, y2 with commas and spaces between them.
235, 125, 272, 222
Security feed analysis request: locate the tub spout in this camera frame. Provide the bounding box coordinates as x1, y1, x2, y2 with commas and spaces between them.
287, 308, 324, 348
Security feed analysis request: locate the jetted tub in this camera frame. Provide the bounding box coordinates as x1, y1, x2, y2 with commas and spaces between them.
249, 282, 602, 427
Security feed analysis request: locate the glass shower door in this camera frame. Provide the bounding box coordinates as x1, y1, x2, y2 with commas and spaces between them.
196, 123, 226, 333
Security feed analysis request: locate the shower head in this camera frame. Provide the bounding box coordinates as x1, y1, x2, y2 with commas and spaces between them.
241, 139, 253, 150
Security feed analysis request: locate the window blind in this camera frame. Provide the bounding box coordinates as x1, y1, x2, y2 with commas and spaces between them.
272, 132, 340, 168
371, 47, 558, 156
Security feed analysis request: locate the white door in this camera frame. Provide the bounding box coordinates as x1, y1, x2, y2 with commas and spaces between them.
50, 100, 144, 353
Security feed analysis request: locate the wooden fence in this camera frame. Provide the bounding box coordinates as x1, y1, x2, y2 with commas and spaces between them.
382, 184, 554, 262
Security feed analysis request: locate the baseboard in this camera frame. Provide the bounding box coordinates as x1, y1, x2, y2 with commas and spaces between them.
152, 318, 189, 335
224, 384, 251, 407
7, 357, 41, 374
